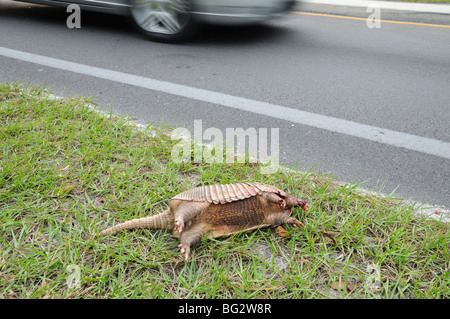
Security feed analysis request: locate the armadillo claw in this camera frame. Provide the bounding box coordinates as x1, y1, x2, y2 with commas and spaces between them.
174, 219, 184, 237
295, 220, 305, 228
295, 220, 305, 229
178, 243, 191, 260
288, 217, 305, 229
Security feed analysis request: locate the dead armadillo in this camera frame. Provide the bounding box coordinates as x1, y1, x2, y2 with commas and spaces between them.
101, 182, 307, 260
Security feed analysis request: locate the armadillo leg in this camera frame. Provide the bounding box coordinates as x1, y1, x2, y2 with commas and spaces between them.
284, 216, 305, 228
178, 222, 209, 260
171, 200, 209, 236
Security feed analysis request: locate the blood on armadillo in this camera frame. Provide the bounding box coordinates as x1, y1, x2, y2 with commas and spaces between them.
100, 182, 307, 260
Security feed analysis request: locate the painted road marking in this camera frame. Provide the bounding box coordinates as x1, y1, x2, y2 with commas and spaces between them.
1, 46, 449, 160
292, 11, 450, 28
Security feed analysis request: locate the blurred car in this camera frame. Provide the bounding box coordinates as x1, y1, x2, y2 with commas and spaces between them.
13, 0, 295, 42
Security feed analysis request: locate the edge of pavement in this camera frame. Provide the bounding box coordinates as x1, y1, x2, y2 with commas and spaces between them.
293, 0, 450, 25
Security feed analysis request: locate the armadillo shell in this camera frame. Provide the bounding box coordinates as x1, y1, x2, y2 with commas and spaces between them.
172, 182, 283, 205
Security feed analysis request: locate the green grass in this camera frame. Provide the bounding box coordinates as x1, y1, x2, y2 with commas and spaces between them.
0, 83, 448, 299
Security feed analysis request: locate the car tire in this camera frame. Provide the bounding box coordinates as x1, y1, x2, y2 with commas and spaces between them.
129, 0, 196, 43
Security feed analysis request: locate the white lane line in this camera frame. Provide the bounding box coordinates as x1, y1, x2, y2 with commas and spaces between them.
1, 46, 450, 160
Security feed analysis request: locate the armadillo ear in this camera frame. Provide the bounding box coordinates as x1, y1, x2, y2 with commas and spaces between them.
276, 190, 287, 199
278, 199, 286, 209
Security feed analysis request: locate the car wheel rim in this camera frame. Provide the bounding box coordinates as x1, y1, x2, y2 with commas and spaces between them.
130, 0, 190, 35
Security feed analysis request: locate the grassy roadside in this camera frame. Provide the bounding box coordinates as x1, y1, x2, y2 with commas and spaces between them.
0, 83, 448, 299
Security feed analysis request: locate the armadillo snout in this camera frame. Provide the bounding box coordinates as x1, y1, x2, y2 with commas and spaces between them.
294, 199, 307, 211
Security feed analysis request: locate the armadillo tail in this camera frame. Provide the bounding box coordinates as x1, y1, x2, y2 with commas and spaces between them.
100, 209, 173, 236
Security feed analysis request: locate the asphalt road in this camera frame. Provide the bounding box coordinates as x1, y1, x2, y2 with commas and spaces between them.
1, 1, 449, 208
